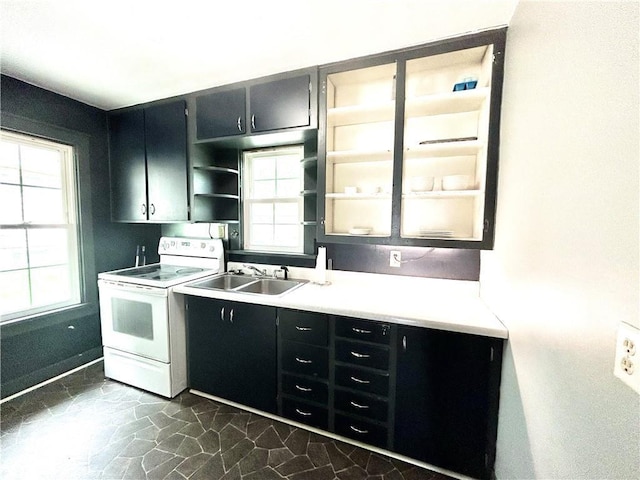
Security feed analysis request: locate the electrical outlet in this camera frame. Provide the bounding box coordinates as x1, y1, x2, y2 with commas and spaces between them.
390, 250, 401, 267
614, 322, 640, 394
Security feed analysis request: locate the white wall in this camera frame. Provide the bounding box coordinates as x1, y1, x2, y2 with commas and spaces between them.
480, 1, 639, 478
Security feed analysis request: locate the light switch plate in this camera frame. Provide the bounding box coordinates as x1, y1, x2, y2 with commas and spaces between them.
614, 322, 640, 394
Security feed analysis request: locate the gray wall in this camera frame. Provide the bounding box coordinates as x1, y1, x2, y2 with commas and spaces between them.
480, 2, 640, 478
0, 76, 161, 398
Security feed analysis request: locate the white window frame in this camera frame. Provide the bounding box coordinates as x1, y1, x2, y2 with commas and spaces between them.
242, 146, 304, 253
0, 130, 82, 322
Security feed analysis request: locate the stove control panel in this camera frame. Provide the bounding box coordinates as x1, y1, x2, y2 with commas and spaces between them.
158, 237, 223, 258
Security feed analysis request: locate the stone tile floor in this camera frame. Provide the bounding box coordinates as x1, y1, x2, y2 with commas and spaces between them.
0, 361, 453, 480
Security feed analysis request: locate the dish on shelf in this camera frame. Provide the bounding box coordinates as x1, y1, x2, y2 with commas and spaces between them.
418, 136, 478, 145
409, 176, 434, 192
417, 229, 455, 238
348, 227, 372, 235
442, 174, 473, 191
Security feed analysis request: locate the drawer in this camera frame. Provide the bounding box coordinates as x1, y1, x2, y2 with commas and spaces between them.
281, 341, 328, 378
335, 340, 389, 371
280, 309, 328, 346
282, 374, 328, 404
282, 398, 328, 430
335, 414, 388, 449
334, 389, 388, 423
336, 317, 391, 345
335, 365, 389, 397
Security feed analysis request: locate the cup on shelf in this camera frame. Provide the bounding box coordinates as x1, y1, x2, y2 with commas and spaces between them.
442, 174, 473, 191
410, 176, 434, 192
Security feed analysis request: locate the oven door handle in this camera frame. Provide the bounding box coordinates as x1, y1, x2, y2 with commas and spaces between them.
98, 280, 168, 297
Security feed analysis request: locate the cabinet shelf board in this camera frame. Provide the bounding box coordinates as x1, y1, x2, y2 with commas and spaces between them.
193, 165, 239, 175
301, 156, 318, 165
404, 139, 483, 158
327, 149, 393, 164
326, 193, 392, 200
194, 193, 240, 200
405, 87, 490, 117
301, 221, 318, 226
326, 232, 390, 238
301, 190, 318, 196
327, 101, 395, 127
402, 190, 483, 199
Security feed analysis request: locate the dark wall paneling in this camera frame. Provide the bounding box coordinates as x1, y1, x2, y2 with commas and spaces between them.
323, 244, 480, 281
0, 75, 161, 399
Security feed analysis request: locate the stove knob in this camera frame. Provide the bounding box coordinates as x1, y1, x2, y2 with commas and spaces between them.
201, 242, 206, 249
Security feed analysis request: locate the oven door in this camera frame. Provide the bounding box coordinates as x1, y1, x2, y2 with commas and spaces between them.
98, 279, 170, 363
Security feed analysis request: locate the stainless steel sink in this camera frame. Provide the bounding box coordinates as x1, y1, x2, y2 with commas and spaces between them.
189, 274, 306, 296
191, 274, 256, 290
235, 278, 306, 296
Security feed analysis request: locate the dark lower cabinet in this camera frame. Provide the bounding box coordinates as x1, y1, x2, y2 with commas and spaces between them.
186, 296, 277, 413
394, 326, 504, 480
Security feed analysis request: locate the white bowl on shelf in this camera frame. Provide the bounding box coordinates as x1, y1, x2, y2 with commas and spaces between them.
410, 176, 434, 192
442, 175, 473, 191
348, 227, 372, 235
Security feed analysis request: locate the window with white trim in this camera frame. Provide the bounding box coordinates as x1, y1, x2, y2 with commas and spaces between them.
242, 146, 304, 253
0, 130, 81, 321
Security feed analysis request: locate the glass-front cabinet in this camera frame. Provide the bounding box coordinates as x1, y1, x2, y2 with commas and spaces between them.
318, 29, 506, 249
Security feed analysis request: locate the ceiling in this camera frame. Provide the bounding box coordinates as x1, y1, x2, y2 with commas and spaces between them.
0, 0, 518, 111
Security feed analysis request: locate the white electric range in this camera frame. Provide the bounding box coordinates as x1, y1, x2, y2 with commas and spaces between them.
98, 237, 224, 397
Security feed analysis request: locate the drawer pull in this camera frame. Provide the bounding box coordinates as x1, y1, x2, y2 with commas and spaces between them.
295, 408, 312, 417
295, 384, 312, 392
350, 425, 369, 434
349, 401, 369, 409
350, 351, 370, 359
295, 357, 313, 364
350, 376, 370, 384
352, 327, 372, 335
295, 326, 312, 331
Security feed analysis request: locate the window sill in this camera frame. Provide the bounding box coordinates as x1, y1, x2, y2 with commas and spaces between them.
228, 250, 316, 268
0, 302, 99, 335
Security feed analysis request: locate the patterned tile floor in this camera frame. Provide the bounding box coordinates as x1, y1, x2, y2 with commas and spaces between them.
0, 361, 453, 480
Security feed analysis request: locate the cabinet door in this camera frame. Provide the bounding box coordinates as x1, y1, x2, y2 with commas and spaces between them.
109, 109, 147, 222
196, 88, 246, 139
249, 75, 310, 132
186, 297, 277, 413
394, 326, 501, 480
145, 101, 189, 222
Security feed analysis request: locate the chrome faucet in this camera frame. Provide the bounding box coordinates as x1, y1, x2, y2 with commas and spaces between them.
243, 264, 268, 277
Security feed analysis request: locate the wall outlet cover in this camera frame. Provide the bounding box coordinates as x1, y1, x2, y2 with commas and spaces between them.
613, 322, 640, 394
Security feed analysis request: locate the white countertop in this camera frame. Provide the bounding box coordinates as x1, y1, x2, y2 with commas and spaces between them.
173, 267, 508, 339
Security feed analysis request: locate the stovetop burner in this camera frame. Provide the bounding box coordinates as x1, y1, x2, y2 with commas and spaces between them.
112, 264, 206, 282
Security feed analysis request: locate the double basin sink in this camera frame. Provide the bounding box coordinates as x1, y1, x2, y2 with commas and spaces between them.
189, 273, 307, 296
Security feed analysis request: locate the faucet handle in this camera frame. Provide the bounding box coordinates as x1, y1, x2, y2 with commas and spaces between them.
274, 266, 289, 280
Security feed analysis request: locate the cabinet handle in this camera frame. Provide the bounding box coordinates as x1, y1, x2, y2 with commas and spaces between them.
295, 384, 312, 392
237, 116, 242, 131
350, 376, 370, 384
150, 203, 156, 215
295, 408, 312, 417
295, 357, 313, 364
67, 325, 75, 330
402, 335, 407, 351
350, 425, 369, 434
350, 351, 370, 359
352, 327, 372, 335
220, 307, 225, 322
229, 309, 234, 323
141, 204, 147, 215
295, 326, 312, 331
349, 401, 369, 409
251, 114, 256, 129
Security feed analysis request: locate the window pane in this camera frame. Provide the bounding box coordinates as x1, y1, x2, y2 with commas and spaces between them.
276, 155, 299, 179
274, 225, 299, 247
277, 178, 300, 197
274, 203, 299, 224
20, 144, 63, 188
28, 228, 70, 267
23, 186, 66, 224
253, 179, 275, 199
252, 157, 275, 180
250, 225, 274, 246
30, 265, 72, 307
0, 184, 23, 224
0, 141, 20, 184
0, 229, 28, 271
0, 270, 30, 315
251, 204, 273, 224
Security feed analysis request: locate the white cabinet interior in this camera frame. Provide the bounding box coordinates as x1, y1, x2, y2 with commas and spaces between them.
322, 38, 500, 244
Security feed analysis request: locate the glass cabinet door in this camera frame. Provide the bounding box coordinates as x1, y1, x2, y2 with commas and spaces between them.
323, 62, 397, 238
400, 44, 495, 241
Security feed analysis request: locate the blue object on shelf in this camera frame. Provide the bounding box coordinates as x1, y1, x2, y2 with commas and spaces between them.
453, 82, 466, 92
465, 80, 478, 90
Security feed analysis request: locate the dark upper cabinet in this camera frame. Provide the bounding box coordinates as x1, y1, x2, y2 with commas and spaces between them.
249, 75, 310, 132
186, 296, 277, 414
195, 88, 246, 140
109, 100, 188, 222
394, 325, 503, 480
194, 70, 316, 142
